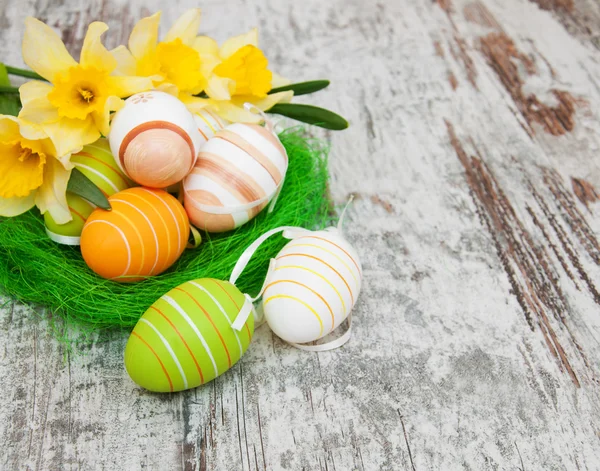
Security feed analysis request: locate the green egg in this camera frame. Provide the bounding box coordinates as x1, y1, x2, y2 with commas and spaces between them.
124, 278, 254, 393
44, 138, 133, 244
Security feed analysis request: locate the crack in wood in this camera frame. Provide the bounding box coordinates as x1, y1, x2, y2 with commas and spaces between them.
445, 120, 597, 387
398, 410, 416, 471
571, 177, 599, 210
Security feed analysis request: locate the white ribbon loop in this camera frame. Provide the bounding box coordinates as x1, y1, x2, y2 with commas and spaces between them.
287, 313, 353, 352
232, 294, 255, 331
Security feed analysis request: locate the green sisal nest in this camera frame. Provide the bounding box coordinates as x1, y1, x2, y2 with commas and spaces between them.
0, 130, 333, 337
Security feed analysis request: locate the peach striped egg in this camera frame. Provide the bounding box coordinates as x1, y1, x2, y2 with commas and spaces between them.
194, 109, 228, 143
44, 139, 133, 245
124, 278, 254, 392
262, 229, 362, 344
108, 91, 203, 188
183, 123, 288, 233
80, 187, 189, 282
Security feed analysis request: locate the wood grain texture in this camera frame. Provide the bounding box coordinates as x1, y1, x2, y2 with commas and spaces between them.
2, 0, 600, 469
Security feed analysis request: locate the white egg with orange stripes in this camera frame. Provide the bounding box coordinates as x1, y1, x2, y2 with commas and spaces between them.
193, 109, 228, 143
183, 122, 288, 233
262, 228, 362, 344
108, 91, 203, 188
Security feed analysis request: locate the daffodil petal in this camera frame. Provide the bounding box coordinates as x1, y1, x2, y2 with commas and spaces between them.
35, 157, 72, 224
19, 96, 60, 124
271, 72, 291, 88
80, 22, 116, 72
93, 95, 124, 137
0, 115, 20, 139
234, 90, 294, 111
165, 8, 201, 46
0, 193, 36, 217
156, 82, 180, 97
19, 80, 53, 106
110, 46, 137, 75
17, 118, 50, 141
42, 117, 99, 158
179, 94, 210, 113
205, 75, 234, 100
129, 12, 161, 59
219, 28, 258, 59
107, 75, 153, 98
193, 35, 219, 56
214, 102, 262, 123
22, 17, 77, 82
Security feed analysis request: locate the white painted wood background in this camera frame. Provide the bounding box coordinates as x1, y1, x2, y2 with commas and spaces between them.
1, 0, 600, 469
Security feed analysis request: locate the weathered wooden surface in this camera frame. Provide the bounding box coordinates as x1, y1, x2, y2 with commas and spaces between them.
2, 0, 600, 469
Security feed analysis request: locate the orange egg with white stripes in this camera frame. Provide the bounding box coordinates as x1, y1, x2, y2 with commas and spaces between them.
262, 229, 362, 344
80, 188, 190, 282
183, 122, 288, 232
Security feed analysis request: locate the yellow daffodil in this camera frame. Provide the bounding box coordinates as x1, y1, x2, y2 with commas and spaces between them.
189, 28, 293, 123
0, 116, 73, 224
111, 9, 209, 100
18, 18, 153, 157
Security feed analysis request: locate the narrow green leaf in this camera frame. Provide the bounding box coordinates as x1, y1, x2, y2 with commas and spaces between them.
5, 65, 45, 81
0, 86, 19, 94
269, 80, 330, 96
268, 103, 349, 130
67, 168, 111, 210
0, 63, 10, 86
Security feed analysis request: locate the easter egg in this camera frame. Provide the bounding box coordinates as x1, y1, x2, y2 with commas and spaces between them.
194, 108, 228, 143
262, 229, 362, 344
124, 278, 254, 392
44, 138, 133, 245
80, 187, 189, 282
108, 91, 203, 188
183, 123, 288, 233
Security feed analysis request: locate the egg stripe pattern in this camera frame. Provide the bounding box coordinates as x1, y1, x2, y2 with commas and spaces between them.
301, 235, 362, 276
277, 253, 355, 304
191, 154, 267, 215
196, 112, 217, 136
150, 305, 205, 384
140, 188, 186, 255
71, 155, 130, 193
84, 220, 132, 276
125, 191, 174, 273
112, 198, 160, 275
264, 279, 335, 328
111, 203, 147, 274
285, 242, 359, 287
189, 281, 243, 357
274, 265, 347, 316
216, 131, 282, 183
163, 295, 220, 378
139, 318, 189, 389
264, 294, 325, 336
226, 124, 288, 170
130, 331, 174, 392
119, 121, 195, 173
174, 287, 233, 368
205, 109, 226, 129
206, 279, 252, 340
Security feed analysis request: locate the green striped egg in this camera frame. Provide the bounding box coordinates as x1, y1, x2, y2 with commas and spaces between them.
44, 138, 133, 245
124, 278, 254, 392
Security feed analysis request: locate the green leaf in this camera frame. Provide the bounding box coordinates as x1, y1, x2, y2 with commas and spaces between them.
0, 63, 10, 86
67, 168, 111, 210
0, 64, 21, 116
269, 80, 330, 96
268, 103, 349, 130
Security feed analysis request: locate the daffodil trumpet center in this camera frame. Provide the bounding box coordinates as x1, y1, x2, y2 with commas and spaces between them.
214, 44, 273, 99
0, 139, 46, 198
48, 65, 111, 120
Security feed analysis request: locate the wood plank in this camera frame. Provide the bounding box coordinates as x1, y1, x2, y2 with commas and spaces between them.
1, 0, 600, 469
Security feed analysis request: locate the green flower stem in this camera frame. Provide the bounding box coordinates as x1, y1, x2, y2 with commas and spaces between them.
5, 66, 45, 81
0, 86, 19, 94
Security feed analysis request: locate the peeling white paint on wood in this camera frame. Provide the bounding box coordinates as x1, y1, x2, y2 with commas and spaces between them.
2, 0, 600, 469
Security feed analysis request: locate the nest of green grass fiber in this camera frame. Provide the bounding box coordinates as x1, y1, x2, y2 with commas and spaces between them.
0, 129, 334, 335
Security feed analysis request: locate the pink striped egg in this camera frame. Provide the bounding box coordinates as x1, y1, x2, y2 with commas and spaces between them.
262, 228, 362, 344
194, 109, 228, 143
108, 91, 203, 188
183, 123, 288, 232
